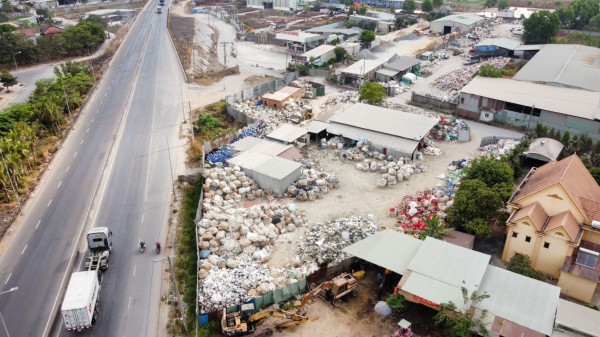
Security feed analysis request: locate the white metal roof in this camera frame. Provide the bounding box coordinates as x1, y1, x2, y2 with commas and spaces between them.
554, 298, 600, 337
262, 86, 300, 102
432, 13, 484, 26
227, 151, 272, 169
513, 44, 600, 92
330, 103, 438, 141
405, 237, 490, 302
275, 31, 325, 43
253, 156, 302, 180
475, 37, 521, 50
461, 77, 600, 120
342, 229, 423, 275
301, 45, 335, 59
327, 123, 419, 155
476, 265, 560, 336
266, 124, 308, 143
302, 120, 329, 134
376, 68, 400, 77
523, 137, 564, 162
341, 59, 385, 76
514, 44, 544, 51
230, 137, 264, 152
402, 271, 468, 310
61, 271, 97, 311
249, 141, 292, 157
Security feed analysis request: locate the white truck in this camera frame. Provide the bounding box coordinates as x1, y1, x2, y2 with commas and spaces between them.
156, 6, 162, 13
61, 271, 100, 331
61, 227, 112, 331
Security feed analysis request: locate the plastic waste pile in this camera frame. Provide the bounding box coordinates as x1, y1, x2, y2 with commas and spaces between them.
431, 57, 511, 92
207, 147, 232, 165
286, 158, 340, 201
288, 79, 317, 99
378, 80, 411, 95
479, 139, 520, 158
229, 98, 313, 132
318, 91, 360, 113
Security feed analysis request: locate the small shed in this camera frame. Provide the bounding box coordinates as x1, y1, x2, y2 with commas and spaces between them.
266, 124, 309, 145
229, 136, 264, 155
441, 230, 475, 249
523, 138, 564, 162
302, 120, 330, 143
339, 59, 385, 87
227, 151, 302, 196
262, 86, 301, 110
419, 51, 433, 61
294, 45, 336, 65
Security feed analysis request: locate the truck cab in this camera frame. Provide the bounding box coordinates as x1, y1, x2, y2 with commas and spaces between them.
87, 227, 112, 252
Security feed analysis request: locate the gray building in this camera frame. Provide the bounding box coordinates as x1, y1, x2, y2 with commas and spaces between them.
513, 44, 600, 92
457, 77, 600, 141
327, 103, 438, 158
375, 56, 422, 82
429, 13, 485, 35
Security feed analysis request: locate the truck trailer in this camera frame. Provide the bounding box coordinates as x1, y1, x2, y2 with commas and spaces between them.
61, 271, 100, 331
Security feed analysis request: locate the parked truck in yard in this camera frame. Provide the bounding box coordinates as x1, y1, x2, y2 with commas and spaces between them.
61, 227, 112, 331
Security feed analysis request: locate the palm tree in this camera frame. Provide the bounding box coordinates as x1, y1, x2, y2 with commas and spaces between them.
417, 214, 454, 240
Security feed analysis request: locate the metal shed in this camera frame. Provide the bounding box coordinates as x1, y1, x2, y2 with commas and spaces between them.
266, 124, 309, 145
524, 138, 564, 162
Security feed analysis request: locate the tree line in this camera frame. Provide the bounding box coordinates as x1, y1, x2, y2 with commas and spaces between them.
0, 19, 106, 68
0, 61, 93, 202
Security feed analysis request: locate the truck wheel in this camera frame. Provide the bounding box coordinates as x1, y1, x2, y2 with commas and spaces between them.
352, 289, 358, 297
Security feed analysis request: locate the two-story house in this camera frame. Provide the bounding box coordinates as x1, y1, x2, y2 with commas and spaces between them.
502, 154, 600, 303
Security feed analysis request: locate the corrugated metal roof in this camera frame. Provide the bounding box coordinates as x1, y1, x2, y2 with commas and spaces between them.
302, 45, 336, 59
249, 141, 292, 157
402, 271, 467, 310
523, 137, 564, 162
341, 59, 385, 76
513, 44, 600, 92
302, 120, 329, 133
227, 151, 272, 169
329, 103, 438, 140
230, 137, 264, 152
475, 37, 521, 50
406, 237, 490, 298
376, 68, 400, 77
460, 77, 600, 120
266, 124, 308, 143
253, 156, 302, 180
342, 229, 422, 275
514, 44, 544, 51
384, 56, 422, 71
432, 13, 484, 26
262, 86, 301, 102
555, 298, 600, 337
275, 31, 324, 43
327, 123, 419, 155
476, 265, 560, 336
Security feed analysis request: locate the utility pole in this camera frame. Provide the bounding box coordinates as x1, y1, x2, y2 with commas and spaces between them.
220, 42, 229, 67
189, 101, 194, 141
168, 256, 187, 331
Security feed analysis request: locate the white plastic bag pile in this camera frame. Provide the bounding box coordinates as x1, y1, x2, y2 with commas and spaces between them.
286, 158, 340, 201
479, 139, 520, 158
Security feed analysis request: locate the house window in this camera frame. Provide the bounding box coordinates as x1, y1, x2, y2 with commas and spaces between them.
525, 236, 532, 242
460, 97, 465, 104
512, 232, 518, 238
575, 248, 599, 269
543, 242, 550, 249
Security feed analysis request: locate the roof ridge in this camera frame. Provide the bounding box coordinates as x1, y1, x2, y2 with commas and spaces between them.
559, 155, 576, 181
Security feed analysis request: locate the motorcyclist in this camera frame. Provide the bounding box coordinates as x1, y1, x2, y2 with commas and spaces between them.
155, 241, 161, 252
140, 240, 146, 250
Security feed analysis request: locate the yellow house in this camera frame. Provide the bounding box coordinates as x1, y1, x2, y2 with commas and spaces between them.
502, 154, 600, 303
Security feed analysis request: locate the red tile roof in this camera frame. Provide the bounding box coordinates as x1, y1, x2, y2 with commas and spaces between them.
15, 28, 39, 38
544, 210, 580, 242
509, 201, 548, 231
43, 26, 62, 36
511, 154, 600, 223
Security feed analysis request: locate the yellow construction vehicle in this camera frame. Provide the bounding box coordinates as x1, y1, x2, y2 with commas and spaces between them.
221, 303, 308, 336
297, 273, 358, 315
242, 23, 254, 34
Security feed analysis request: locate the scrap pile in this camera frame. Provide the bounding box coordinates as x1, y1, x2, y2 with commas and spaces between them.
286, 158, 340, 201
378, 80, 411, 95
318, 91, 360, 113
229, 99, 312, 132
202, 166, 266, 204
294, 216, 378, 268
206, 123, 270, 165
288, 79, 316, 99
479, 139, 520, 158
430, 57, 511, 100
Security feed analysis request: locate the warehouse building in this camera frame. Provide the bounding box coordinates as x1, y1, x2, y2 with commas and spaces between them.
229, 137, 302, 160
266, 124, 309, 146
292, 45, 336, 65
457, 77, 600, 141
513, 44, 600, 92
227, 151, 302, 196
306, 22, 362, 42
474, 37, 521, 57
327, 103, 438, 158
338, 59, 385, 86
553, 298, 600, 337
430, 13, 485, 35
275, 31, 326, 53
375, 56, 422, 82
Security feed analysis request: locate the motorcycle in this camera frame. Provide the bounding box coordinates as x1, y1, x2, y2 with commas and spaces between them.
155, 242, 161, 254
139, 241, 146, 253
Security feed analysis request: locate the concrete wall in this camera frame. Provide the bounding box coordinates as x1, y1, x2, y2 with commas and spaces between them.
263, 89, 301, 109
557, 272, 597, 303
532, 228, 573, 278
502, 218, 539, 262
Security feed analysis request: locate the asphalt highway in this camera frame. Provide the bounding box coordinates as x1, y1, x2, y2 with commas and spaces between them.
0, 2, 184, 337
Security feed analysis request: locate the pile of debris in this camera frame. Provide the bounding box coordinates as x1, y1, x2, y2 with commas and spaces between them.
479, 138, 521, 157
202, 166, 268, 205
228, 98, 312, 131
294, 216, 378, 268
288, 79, 316, 99
430, 57, 511, 93
318, 90, 360, 113
378, 80, 411, 95
286, 158, 340, 201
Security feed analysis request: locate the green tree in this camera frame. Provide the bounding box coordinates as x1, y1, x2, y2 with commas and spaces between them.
333, 46, 348, 62
433, 0, 443, 7
507, 254, 544, 280
403, 0, 416, 13
85, 15, 108, 29
395, 17, 405, 29
523, 10, 561, 44
386, 293, 405, 313
586, 14, 600, 31
0, 23, 15, 32
497, 0, 510, 9
356, 4, 368, 15
485, 0, 497, 7
589, 167, 600, 185
473, 64, 502, 78
556, 0, 599, 29
417, 214, 454, 240
0, 71, 18, 92
358, 82, 385, 105
434, 287, 490, 337
447, 179, 503, 238
422, 0, 434, 12
359, 29, 376, 47
35, 8, 52, 20
312, 1, 321, 11
463, 156, 514, 200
